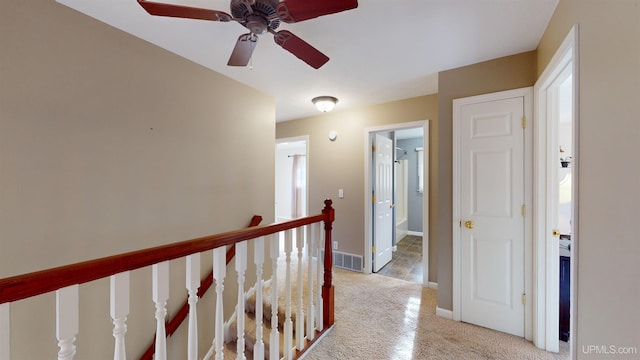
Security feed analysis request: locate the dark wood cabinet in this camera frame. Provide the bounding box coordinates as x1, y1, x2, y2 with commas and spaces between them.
559, 255, 570, 341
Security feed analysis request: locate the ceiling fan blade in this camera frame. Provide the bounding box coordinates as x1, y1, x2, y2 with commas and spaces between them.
277, 0, 358, 23
137, 0, 232, 22
273, 30, 329, 69
228, 34, 258, 66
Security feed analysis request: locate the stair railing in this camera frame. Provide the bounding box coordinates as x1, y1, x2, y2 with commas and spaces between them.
138, 215, 264, 360
0, 199, 335, 360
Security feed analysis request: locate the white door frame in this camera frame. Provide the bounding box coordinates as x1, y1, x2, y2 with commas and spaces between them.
533, 25, 579, 354
452, 87, 534, 341
363, 120, 430, 287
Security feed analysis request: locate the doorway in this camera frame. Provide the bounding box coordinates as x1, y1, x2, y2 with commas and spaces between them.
376, 128, 426, 282
534, 25, 578, 356
363, 120, 430, 287
275, 137, 308, 222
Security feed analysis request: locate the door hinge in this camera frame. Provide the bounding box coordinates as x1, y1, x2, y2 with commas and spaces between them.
522, 204, 526, 217
372, 145, 376, 152
522, 293, 527, 305
372, 195, 376, 203
522, 116, 527, 129
372, 246, 376, 254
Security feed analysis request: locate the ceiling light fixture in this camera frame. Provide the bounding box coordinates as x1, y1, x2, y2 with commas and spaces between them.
312, 96, 338, 112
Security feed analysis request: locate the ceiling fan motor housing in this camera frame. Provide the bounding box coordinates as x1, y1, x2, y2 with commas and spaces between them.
231, 0, 280, 33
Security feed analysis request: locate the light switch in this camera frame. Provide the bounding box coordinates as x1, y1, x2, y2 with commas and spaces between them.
338, 189, 344, 198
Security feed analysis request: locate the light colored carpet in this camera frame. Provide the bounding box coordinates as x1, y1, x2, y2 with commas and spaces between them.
302, 268, 570, 360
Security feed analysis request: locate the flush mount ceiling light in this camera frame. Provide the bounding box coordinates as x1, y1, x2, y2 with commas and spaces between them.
312, 96, 338, 112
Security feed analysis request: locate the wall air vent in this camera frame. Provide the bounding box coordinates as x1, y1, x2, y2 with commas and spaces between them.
322, 250, 363, 272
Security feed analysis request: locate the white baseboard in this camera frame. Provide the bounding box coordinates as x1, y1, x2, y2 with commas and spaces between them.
408, 231, 424, 237
435, 306, 453, 320
428, 282, 438, 290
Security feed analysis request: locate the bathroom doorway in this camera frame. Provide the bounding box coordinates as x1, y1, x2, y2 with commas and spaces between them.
364, 121, 429, 287
376, 128, 425, 283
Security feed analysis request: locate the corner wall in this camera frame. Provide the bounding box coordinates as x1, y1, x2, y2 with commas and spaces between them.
1, 1, 275, 357
537, 0, 640, 355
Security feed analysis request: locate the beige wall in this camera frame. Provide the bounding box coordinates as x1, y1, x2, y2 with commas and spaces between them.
276, 95, 439, 281
1, 1, 275, 358
5, 0, 638, 357
537, 0, 640, 356
436, 51, 538, 310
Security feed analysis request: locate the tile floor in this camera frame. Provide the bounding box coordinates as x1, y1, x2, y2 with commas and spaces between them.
376, 235, 423, 283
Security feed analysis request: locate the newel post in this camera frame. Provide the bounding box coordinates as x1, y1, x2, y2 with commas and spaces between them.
321, 199, 335, 327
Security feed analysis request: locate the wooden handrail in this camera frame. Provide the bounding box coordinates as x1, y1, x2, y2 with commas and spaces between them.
0, 210, 329, 304
138, 215, 263, 360
1, 199, 335, 360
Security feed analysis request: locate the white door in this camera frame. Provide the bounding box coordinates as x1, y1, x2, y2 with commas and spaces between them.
458, 95, 526, 336
373, 133, 393, 272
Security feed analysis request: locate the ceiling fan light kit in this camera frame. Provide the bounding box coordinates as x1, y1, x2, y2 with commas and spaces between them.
137, 0, 358, 69
312, 96, 338, 112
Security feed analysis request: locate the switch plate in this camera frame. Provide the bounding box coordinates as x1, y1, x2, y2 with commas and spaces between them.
333, 241, 338, 250
338, 189, 344, 198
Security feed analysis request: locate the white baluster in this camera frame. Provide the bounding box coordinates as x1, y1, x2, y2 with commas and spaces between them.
236, 241, 248, 360
283, 230, 293, 360
253, 237, 265, 360
269, 234, 280, 360
213, 247, 227, 360
56, 284, 79, 360
152, 261, 169, 360
306, 225, 315, 341
186, 254, 200, 360
295, 227, 305, 350
1, 303, 10, 360
110, 272, 130, 360
316, 224, 324, 331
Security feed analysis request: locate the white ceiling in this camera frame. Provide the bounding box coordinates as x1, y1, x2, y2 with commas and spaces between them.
57, 0, 558, 122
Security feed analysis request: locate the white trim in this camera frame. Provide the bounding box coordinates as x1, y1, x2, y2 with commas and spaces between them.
428, 282, 438, 290
452, 87, 534, 340
533, 25, 578, 354
407, 231, 423, 237
571, 26, 580, 360
435, 306, 453, 320
364, 120, 430, 289
296, 325, 335, 360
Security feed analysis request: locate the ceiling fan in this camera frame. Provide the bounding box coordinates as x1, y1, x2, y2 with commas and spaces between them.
137, 0, 358, 69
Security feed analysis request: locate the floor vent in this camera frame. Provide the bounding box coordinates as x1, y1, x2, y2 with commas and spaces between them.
323, 250, 363, 272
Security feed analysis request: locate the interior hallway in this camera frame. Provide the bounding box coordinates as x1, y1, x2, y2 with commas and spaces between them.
304, 268, 569, 359
371, 235, 571, 359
